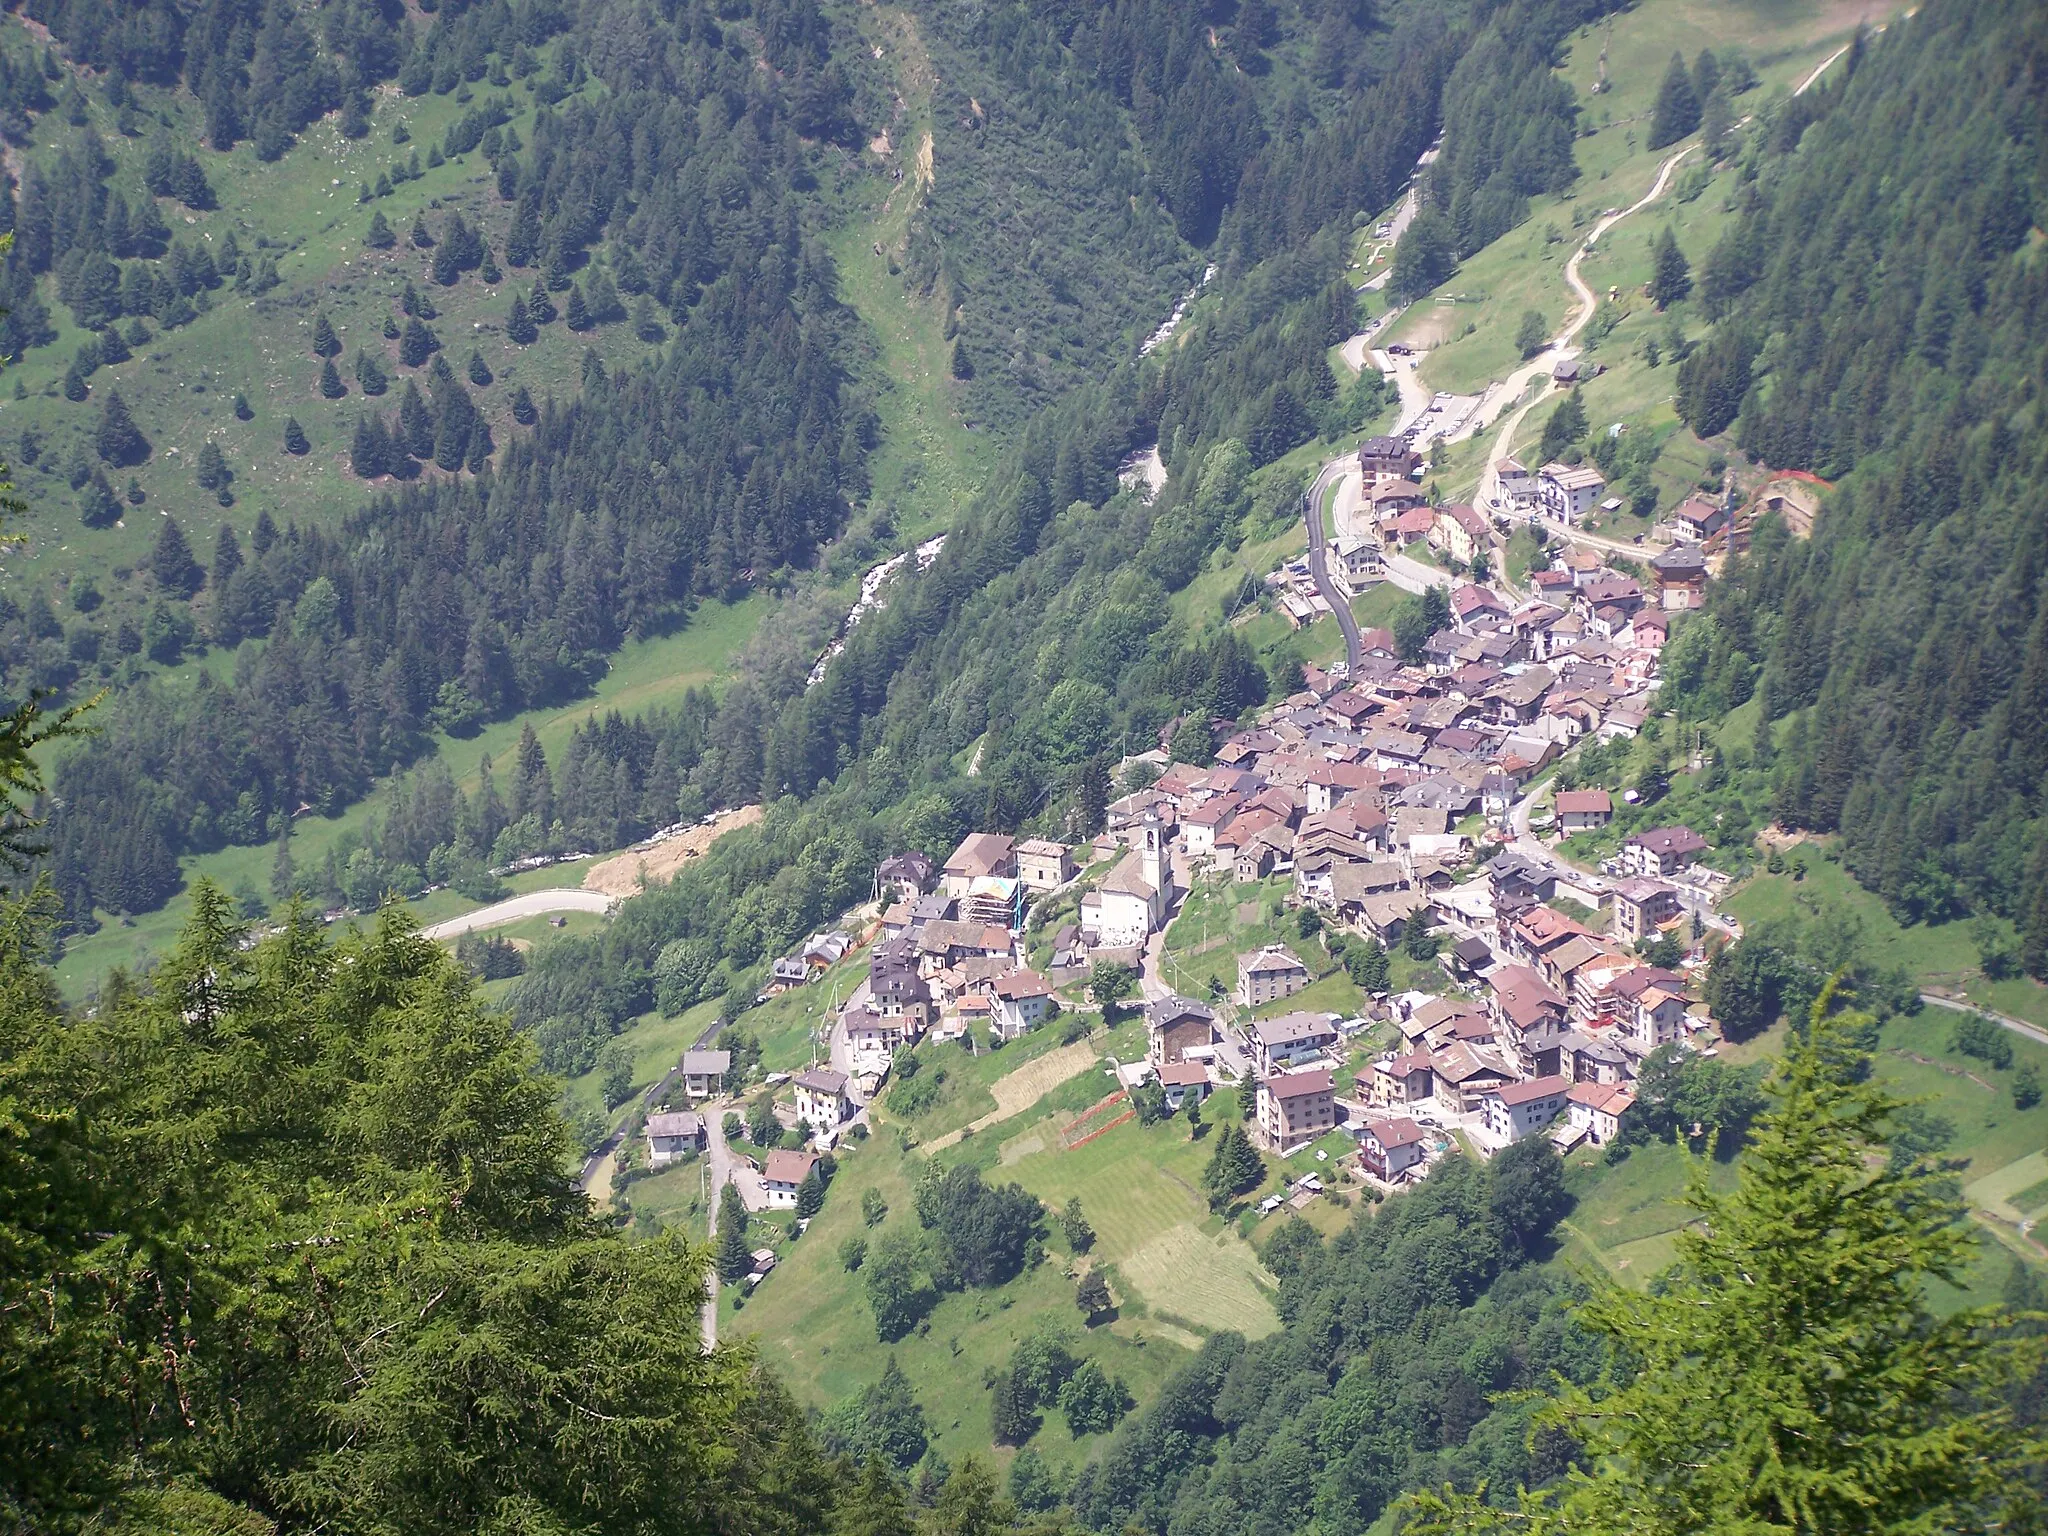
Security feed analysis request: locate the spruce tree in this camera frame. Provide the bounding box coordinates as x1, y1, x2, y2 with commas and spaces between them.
506, 293, 537, 344
715, 1182, 751, 1283
409, 212, 434, 249
564, 282, 592, 331
194, 440, 229, 491
211, 523, 243, 588
282, 416, 309, 455
1650, 226, 1693, 309
364, 210, 396, 248
311, 311, 341, 357
77, 471, 121, 528
989, 1371, 1036, 1446
151, 516, 204, 596
94, 389, 150, 466
269, 827, 297, 899
464, 420, 491, 474
232, 391, 252, 420
1075, 1268, 1112, 1321
510, 385, 537, 425
949, 338, 974, 379
835, 1457, 916, 1536
1538, 388, 1588, 461
1648, 51, 1702, 149
350, 415, 387, 479
399, 381, 435, 457
399, 317, 438, 368
355, 350, 388, 396
318, 358, 347, 398
466, 349, 492, 387
1403, 993, 2048, 1535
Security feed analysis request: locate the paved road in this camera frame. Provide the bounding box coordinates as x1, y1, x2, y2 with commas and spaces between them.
420, 886, 613, 939
1303, 460, 1364, 676
1918, 992, 2048, 1050
1139, 849, 1194, 1002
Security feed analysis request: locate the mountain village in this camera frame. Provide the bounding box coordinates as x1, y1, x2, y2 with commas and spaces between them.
643, 430, 1745, 1217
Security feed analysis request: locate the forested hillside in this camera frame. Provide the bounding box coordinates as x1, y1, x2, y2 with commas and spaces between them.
1663, 0, 2048, 962
493, 0, 1632, 1089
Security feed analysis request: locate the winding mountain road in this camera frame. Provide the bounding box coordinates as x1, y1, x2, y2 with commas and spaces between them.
420, 887, 614, 940
1476, 143, 1697, 516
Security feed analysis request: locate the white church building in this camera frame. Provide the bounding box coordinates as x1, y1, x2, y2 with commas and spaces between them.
1082, 814, 1170, 949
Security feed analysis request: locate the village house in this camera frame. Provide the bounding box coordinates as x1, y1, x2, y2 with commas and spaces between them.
1333, 535, 1384, 590
1610, 967, 1691, 1051
1238, 944, 1311, 1007
1490, 965, 1570, 1077
761, 1149, 819, 1209
916, 920, 1013, 975
1180, 795, 1244, 859
1669, 494, 1730, 543
1248, 1011, 1339, 1076
1494, 455, 1537, 510
767, 955, 810, 995
1257, 1068, 1337, 1153
868, 964, 933, 1039
1559, 1027, 1632, 1085
1567, 1081, 1636, 1145
793, 1068, 853, 1133
1430, 502, 1491, 566
941, 832, 1016, 896
1015, 838, 1075, 892
1158, 1060, 1211, 1111
1650, 545, 1709, 610
1365, 1049, 1436, 1108
1147, 996, 1219, 1066
1611, 875, 1682, 944
1479, 1075, 1572, 1144
1538, 462, 1608, 524
961, 875, 1026, 931
1359, 434, 1422, 482
1357, 1116, 1430, 1182
1553, 788, 1612, 833
991, 969, 1057, 1039
680, 1050, 730, 1100
644, 1111, 703, 1169
1451, 583, 1510, 634
1623, 825, 1709, 878
1372, 479, 1431, 519
843, 1003, 910, 1058
1430, 1040, 1518, 1113
874, 850, 936, 904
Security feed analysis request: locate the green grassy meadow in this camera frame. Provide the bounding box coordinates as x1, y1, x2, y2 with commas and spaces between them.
0, 28, 625, 606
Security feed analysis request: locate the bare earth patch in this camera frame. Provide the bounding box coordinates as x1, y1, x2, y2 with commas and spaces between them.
581, 804, 765, 897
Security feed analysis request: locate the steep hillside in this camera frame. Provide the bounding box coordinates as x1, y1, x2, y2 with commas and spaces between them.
1660, 0, 2048, 956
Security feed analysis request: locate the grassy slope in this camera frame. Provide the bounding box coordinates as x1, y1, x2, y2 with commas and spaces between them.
707, 1065, 1286, 1474
1, 31, 615, 601
1388, 0, 1888, 525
